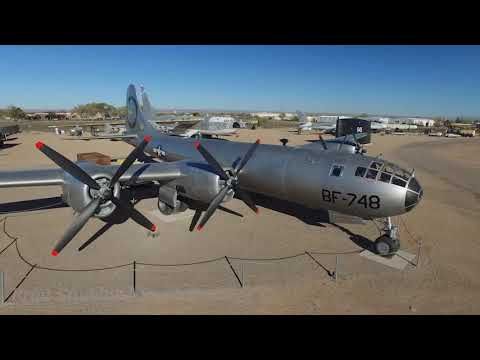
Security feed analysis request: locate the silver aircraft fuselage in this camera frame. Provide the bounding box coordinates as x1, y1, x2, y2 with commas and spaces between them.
126, 129, 423, 220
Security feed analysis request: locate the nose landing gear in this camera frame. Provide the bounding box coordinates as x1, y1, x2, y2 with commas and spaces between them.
374, 217, 400, 257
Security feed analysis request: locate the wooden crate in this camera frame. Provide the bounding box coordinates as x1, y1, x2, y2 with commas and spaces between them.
77, 152, 111, 165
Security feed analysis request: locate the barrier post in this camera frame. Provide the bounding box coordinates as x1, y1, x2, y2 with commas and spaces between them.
0, 272, 4, 304
241, 262, 244, 288
133, 261, 136, 295
334, 256, 338, 281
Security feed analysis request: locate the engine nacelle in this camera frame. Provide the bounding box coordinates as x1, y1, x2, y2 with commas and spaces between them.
61, 164, 120, 218
161, 163, 234, 205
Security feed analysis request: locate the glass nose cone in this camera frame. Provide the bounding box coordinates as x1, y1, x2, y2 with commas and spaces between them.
405, 178, 423, 212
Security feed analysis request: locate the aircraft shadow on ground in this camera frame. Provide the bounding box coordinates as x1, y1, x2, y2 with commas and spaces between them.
0, 142, 20, 150
246, 192, 378, 252
0, 196, 67, 214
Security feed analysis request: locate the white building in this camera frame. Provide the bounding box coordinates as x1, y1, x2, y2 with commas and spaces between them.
406, 118, 435, 127
250, 112, 281, 120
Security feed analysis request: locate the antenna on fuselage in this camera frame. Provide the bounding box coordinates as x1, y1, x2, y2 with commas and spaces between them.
338, 134, 348, 151
318, 134, 328, 150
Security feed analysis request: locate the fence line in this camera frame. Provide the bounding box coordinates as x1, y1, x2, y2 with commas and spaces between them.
0, 213, 422, 304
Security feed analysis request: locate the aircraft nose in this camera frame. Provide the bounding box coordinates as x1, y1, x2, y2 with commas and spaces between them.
405, 177, 423, 212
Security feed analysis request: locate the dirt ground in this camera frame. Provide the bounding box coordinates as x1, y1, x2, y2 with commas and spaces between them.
0, 128, 479, 314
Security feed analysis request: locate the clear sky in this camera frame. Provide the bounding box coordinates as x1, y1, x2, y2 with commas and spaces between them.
0, 45, 478, 117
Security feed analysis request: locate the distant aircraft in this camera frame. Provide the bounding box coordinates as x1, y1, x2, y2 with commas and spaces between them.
0, 85, 423, 259
153, 114, 244, 138
0, 125, 20, 146
297, 111, 386, 134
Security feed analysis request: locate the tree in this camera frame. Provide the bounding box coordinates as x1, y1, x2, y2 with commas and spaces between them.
72, 102, 117, 118
6, 106, 25, 120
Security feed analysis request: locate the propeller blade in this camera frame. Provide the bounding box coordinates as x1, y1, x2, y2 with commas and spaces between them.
194, 141, 229, 181
110, 135, 152, 186
197, 186, 230, 231
318, 134, 328, 150
35, 142, 100, 190
189, 209, 202, 232
78, 222, 113, 252
235, 139, 260, 173
235, 188, 259, 214
110, 197, 156, 232
51, 198, 101, 256
218, 205, 244, 218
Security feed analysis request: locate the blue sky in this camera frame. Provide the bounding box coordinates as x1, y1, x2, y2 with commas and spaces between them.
0, 45, 478, 117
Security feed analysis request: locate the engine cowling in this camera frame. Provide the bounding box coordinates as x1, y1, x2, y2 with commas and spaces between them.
61, 165, 121, 219
163, 163, 234, 205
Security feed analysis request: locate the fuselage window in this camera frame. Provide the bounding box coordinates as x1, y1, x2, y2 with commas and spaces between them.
355, 166, 367, 177
392, 176, 407, 188
330, 164, 344, 177
379, 172, 392, 183
365, 169, 378, 180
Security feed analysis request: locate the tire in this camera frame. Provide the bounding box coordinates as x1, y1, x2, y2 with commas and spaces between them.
158, 200, 175, 215
374, 235, 397, 257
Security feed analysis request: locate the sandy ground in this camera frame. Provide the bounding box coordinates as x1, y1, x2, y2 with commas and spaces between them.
0, 129, 479, 314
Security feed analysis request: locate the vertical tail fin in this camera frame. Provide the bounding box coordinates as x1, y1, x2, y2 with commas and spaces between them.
126, 84, 156, 134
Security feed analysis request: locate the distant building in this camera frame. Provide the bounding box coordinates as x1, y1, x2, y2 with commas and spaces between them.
406, 118, 435, 127
250, 112, 282, 120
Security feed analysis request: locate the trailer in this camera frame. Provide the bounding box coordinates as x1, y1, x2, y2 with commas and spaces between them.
0, 125, 20, 145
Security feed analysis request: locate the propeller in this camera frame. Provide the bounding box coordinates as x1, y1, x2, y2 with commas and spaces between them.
35, 136, 157, 256
193, 139, 260, 231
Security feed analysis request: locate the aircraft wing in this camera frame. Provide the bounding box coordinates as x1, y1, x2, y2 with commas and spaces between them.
198, 129, 238, 136
60, 134, 137, 141
48, 121, 126, 128
168, 120, 202, 135
0, 161, 185, 189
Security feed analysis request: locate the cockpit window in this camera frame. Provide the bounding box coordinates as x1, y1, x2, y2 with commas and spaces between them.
379, 172, 392, 183
365, 169, 378, 180
355, 166, 367, 177
392, 176, 407, 188
408, 177, 421, 193
370, 161, 383, 170
395, 169, 410, 181
382, 163, 395, 174
330, 164, 344, 177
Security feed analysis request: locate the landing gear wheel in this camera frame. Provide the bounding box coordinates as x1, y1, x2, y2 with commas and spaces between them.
177, 201, 189, 213
374, 235, 398, 257
158, 200, 175, 215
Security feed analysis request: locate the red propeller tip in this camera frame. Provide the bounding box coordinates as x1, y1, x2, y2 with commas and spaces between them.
144, 135, 152, 142
255, 208, 260, 214
150, 224, 157, 232
35, 141, 44, 150
255, 139, 261, 144
197, 225, 203, 231
194, 141, 201, 149
51, 250, 58, 257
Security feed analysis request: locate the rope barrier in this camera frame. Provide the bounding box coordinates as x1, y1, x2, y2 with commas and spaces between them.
0, 211, 423, 303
